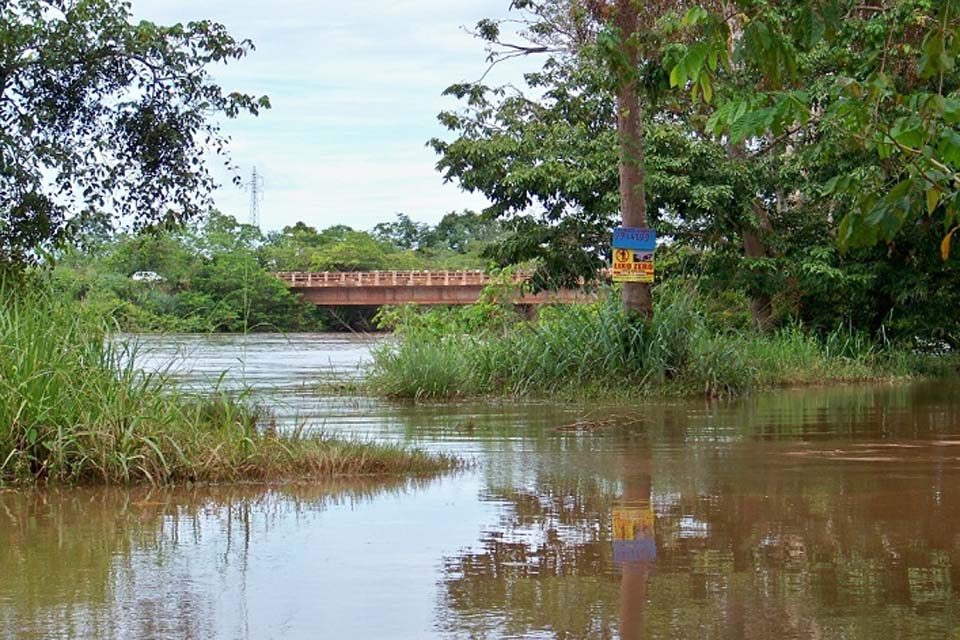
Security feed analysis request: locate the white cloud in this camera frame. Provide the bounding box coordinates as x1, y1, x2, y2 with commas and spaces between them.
132, 0, 542, 231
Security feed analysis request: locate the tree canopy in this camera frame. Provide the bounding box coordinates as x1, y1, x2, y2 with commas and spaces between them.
667, 0, 960, 254
431, 0, 960, 345
0, 0, 269, 264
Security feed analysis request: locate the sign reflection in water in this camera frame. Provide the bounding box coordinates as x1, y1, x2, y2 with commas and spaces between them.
4, 335, 960, 639
615, 453, 655, 640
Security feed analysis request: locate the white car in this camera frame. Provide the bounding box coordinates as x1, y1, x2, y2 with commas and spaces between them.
131, 271, 164, 283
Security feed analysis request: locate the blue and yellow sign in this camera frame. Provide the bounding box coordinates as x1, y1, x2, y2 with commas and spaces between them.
612, 227, 656, 251
612, 248, 654, 283
612, 227, 655, 283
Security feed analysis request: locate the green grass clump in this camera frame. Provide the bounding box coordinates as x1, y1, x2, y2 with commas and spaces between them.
368, 286, 951, 400
0, 288, 456, 485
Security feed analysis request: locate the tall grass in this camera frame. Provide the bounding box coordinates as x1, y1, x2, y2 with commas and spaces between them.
368, 286, 943, 399
0, 287, 456, 484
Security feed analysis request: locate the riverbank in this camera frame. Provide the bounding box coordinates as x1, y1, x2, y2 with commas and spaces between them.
0, 291, 455, 485
6, 346, 960, 639
368, 289, 958, 399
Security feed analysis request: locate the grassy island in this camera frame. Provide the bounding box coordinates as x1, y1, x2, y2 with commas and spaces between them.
0, 289, 456, 485
368, 286, 958, 400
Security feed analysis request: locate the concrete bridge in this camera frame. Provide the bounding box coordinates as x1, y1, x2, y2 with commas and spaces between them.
274, 271, 592, 306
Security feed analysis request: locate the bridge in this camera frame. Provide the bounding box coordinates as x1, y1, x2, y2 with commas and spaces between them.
274, 271, 592, 306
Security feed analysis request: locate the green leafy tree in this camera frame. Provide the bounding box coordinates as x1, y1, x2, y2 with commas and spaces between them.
438, 0, 667, 316
435, 0, 960, 343
432, 51, 620, 290
422, 210, 503, 253
661, 0, 960, 343
433, 5, 770, 307
671, 0, 960, 254
52, 213, 323, 332
372, 213, 430, 250
0, 0, 269, 265
259, 222, 325, 271
309, 229, 404, 272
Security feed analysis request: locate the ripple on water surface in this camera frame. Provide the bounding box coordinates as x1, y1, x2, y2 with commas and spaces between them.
2, 333, 958, 639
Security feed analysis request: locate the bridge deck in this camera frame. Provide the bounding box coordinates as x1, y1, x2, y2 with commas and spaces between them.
275, 270, 510, 288
274, 271, 591, 306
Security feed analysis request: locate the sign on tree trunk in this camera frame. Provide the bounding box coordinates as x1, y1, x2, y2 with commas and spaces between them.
612, 227, 655, 283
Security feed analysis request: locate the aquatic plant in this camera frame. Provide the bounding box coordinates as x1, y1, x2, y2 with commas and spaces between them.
368, 285, 947, 399
0, 287, 456, 484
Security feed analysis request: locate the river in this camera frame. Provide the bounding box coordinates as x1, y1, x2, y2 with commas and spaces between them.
2, 333, 960, 639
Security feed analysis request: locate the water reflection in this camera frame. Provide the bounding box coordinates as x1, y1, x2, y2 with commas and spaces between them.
437, 427, 960, 639
0, 479, 437, 640
615, 453, 654, 640
4, 335, 960, 639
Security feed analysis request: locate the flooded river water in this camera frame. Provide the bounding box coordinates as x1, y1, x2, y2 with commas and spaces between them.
3, 333, 960, 639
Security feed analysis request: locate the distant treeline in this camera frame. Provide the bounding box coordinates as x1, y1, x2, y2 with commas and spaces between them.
51, 211, 502, 333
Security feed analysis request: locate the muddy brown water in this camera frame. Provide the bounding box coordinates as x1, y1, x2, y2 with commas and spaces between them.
2, 333, 960, 639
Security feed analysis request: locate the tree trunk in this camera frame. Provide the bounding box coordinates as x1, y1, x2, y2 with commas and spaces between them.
716, 8, 774, 332
741, 212, 775, 332
725, 143, 774, 331
614, 0, 653, 320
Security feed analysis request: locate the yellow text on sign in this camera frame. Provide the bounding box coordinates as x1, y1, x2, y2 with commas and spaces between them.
613, 506, 655, 540
612, 248, 654, 283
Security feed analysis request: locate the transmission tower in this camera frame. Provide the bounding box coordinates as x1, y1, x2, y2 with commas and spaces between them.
244, 166, 264, 228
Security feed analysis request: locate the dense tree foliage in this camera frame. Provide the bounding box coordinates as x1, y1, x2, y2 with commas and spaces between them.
0, 0, 269, 265
5, 0, 960, 347
431, 0, 960, 346
53, 211, 503, 332
53, 212, 315, 332
671, 0, 960, 251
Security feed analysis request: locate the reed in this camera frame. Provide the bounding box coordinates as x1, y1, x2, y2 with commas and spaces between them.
368, 285, 944, 399
0, 287, 456, 485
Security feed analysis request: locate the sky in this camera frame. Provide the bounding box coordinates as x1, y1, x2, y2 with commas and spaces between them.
132, 1, 539, 233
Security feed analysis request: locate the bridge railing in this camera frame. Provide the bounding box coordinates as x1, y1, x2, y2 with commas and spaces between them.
274, 270, 529, 288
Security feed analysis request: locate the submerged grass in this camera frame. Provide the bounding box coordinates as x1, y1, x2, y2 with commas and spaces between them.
0, 288, 456, 485
368, 286, 957, 400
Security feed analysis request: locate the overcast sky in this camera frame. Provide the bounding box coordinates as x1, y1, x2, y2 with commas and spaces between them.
132, 1, 538, 233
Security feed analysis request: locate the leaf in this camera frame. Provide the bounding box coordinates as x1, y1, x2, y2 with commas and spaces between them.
920, 33, 946, 79
669, 63, 684, 88
701, 74, 713, 103
822, 174, 853, 196
822, 176, 840, 195
927, 94, 947, 116
705, 108, 725, 135
752, 21, 773, 50
865, 201, 890, 227
837, 211, 854, 251
937, 129, 960, 164
927, 188, 941, 215
944, 99, 960, 124
941, 226, 959, 260
889, 116, 924, 149
728, 116, 751, 143
796, 5, 825, 49
681, 6, 708, 27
